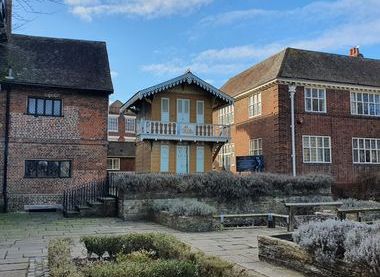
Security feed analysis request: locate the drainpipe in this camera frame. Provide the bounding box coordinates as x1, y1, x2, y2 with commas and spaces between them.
289, 84, 297, 177
1, 84, 10, 212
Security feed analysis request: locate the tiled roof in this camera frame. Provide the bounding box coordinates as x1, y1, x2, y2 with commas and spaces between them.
0, 34, 113, 93
123, 71, 234, 111
221, 48, 380, 97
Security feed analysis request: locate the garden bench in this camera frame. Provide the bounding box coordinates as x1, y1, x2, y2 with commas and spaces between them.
285, 202, 343, 232
213, 213, 289, 229
337, 207, 380, 222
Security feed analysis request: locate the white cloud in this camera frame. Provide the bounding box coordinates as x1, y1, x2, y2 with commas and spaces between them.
111, 70, 119, 78
64, 0, 213, 21
143, 0, 380, 82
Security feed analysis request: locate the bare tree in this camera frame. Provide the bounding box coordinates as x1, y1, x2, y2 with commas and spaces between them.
13, 0, 64, 29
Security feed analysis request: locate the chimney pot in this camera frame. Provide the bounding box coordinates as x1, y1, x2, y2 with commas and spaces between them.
349, 47, 363, 58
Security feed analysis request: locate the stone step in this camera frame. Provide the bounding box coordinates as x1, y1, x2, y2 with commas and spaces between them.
64, 210, 80, 218
97, 196, 117, 203
87, 201, 103, 207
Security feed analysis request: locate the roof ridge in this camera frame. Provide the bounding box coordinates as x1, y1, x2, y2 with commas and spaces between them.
277, 48, 291, 78
11, 33, 106, 45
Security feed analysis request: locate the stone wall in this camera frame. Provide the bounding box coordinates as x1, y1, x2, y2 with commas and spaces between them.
118, 191, 332, 221
151, 211, 214, 232
258, 234, 369, 277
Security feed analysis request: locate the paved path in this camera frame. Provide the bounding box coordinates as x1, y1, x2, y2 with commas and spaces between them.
0, 213, 303, 277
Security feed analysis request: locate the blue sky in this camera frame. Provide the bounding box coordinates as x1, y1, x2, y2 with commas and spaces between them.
14, 0, 380, 102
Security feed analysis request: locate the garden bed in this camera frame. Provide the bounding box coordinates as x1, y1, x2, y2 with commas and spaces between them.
49, 233, 251, 277
258, 220, 380, 277
152, 211, 215, 232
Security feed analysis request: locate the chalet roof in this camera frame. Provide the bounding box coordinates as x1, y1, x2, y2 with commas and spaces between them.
221, 48, 380, 97
122, 71, 234, 112
0, 34, 113, 93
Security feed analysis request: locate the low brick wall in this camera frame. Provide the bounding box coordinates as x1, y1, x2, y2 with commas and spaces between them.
8, 193, 63, 211
258, 234, 370, 277
151, 211, 215, 232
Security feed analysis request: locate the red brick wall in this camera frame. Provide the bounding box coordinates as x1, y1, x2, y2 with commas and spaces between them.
280, 84, 380, 193
0, 89, 6, 208
5, 86, 109, 210
217, 83, 380, 196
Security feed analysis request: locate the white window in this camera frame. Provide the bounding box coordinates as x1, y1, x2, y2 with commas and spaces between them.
196, 101, 204, 124
107, 158, 120, 171
248, 92, 262, 118
305, 88, 326, 113
249, 138, 262, 156
218, 143, 235, 170
125, 116, 136, 133
196, 146, 205, 173
352, 138, 380, 164
177, 99, 190, 123
161, 98, 170, 122
108, 115, 118, 132
160, 145, 170, 172
351, 92, 380, 117
303, 136, 331, 163
218, 105, 234, 125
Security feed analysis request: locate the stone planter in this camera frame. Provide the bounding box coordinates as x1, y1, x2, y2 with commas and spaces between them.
152, 211, 215, 232
258, 234, 373, 277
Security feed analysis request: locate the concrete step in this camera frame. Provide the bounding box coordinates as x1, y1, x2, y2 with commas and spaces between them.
64, 210, 80, 218
87, 201, 103, 207
97, 196, 117, 202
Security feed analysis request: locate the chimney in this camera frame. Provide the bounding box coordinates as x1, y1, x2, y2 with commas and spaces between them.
0, 0, 11, 42
349, 46, 363, 58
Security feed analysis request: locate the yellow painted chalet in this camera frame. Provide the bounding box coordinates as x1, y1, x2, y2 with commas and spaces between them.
121, 71, 233, 174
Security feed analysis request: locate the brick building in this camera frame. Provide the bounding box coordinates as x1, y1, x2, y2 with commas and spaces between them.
122, 71, 233, 174
0, 0, 113, 211
216, 47, 380, 195
107, 100, 136, 172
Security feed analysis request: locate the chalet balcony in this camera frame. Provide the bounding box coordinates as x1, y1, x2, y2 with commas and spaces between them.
136, 120, 230, 142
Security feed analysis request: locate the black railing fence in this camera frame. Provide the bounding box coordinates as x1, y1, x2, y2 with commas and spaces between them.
63, 177, 119, 215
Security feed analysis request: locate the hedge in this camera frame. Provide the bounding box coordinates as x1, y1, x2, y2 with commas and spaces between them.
48, 238, 81, 277
114, 172, 332, 200
80, 233, 248, 277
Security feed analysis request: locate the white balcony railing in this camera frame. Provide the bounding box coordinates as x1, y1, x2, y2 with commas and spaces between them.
136, 120, 230, 142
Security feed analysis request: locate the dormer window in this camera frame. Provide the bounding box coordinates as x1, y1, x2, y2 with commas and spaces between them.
108, 115, 119, 132
27, 97, 62, 117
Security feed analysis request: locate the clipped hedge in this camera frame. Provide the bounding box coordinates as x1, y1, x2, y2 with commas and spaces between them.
48, 238, 81, 277
114, 172, 332, 200
80, 233, 248, 277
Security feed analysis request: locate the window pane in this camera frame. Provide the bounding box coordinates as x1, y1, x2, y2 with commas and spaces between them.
25, 161, 37, 177
45, 100, 53, 115
306, 99, 312, 111
28, 98, 36, 114
60, 161, 71, 178
353, 139, 358, 148
304, 148, 310, 162
37, 99, 44, 115
53, 100, 61, 116
353, 150, 359, 163
324, 149, 331, 162
48, 161, 60, 177
37, 161, 49, 177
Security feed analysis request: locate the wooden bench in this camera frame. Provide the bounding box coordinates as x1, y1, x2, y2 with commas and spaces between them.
285, 202, 343, 232
213, 213, 289, 229
337, 207, 380, 222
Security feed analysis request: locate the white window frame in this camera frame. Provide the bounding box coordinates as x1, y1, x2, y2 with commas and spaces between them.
218, 143, 235, 170
350, 91, 380, 117
248, 92, 262, 118
218, 105, 234, 125
249, 138, 262, 156
302, 135, 332, 164
108, 115, 119, 132
161, 98, 170, 122
196, 146, 205, 173
304, 87, 327, 113
107, 158, 120, 171
160, 145, 170, 172
177, 99, 190, 123
196, 100, 205, 124
352, 137, 380, 164
125, 116, 136, 133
